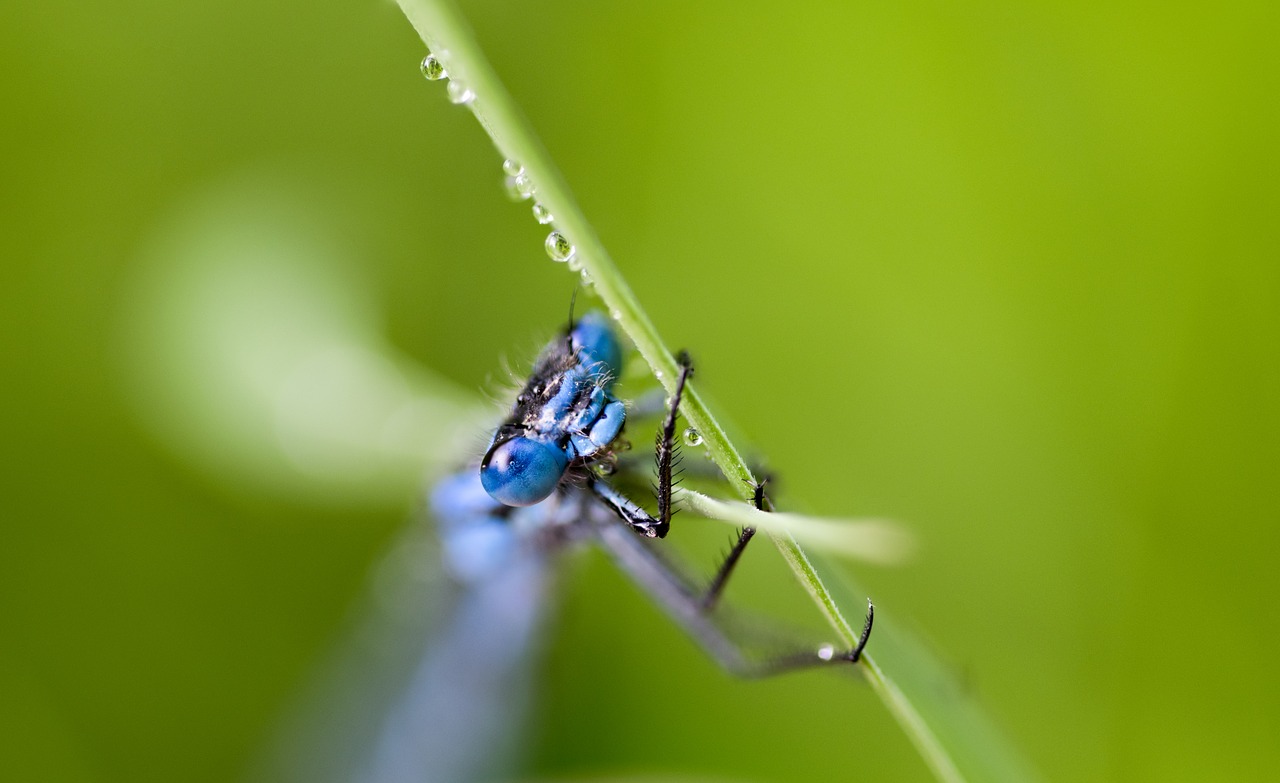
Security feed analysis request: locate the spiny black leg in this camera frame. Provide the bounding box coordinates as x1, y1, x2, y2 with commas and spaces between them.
745, 599, 873, 674
699, 527, 755, 612
698, 479, 767, 612
587, 353, 693, 539
848, 600, 875, 663
596, 518, 876, 678
589, 478, 666, 538
653, 353, 693, 537
698, 478, 875, 667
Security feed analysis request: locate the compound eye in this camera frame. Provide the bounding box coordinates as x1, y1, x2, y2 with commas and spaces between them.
480, 437, 568, 507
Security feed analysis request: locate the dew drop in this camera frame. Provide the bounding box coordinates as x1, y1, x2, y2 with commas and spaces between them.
579, 268, 593, 286
502, 176, 525, 201
818, 644, 835, 661
420, 54, 447, 81
446, 80, 475, 105
609, 309, 622, 321
545, 231, 575, 263
531, 203, 554, 224
682, 428, 703, 447
566, 255, 582, 272
513, 173, 535, 200
591, 462, 616, 477
502, 159, 524, 177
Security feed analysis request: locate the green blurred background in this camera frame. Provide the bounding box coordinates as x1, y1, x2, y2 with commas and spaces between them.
4, 0, 1277, 781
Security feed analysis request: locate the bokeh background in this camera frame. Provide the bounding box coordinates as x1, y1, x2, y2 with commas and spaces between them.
4, 1, 1277, 781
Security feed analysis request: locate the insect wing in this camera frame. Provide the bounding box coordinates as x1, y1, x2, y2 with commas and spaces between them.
253, 476, 553, 783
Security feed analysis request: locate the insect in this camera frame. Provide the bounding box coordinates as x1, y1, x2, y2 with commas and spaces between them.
352, 311, 875, 783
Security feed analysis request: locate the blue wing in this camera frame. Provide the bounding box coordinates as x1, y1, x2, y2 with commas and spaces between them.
254, 470, 559, 783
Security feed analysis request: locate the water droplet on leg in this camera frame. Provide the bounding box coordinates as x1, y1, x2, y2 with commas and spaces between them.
682, 428, 703, 447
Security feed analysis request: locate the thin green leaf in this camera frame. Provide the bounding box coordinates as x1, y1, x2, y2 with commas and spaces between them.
678, 488, 915, 565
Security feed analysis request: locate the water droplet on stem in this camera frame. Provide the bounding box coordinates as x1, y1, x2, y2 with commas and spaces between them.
502, 176, 524, 201
446, 80, 475, 105
545, 231, 575, 263
513, 174, 534, 199
420, 54, 447, 81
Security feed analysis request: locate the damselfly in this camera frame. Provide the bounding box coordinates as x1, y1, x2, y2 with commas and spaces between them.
274, 311, 875, 783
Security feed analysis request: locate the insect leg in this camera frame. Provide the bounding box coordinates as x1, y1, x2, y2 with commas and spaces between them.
587, 354, 693, 539
589, 479, 666, 538
654, 353, 693, 533
595, 515, 875, 677
698, 480, 766, 611
696, 480, 874, 664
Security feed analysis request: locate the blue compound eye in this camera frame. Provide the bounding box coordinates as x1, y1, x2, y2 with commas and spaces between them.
480, 437, 569, 507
